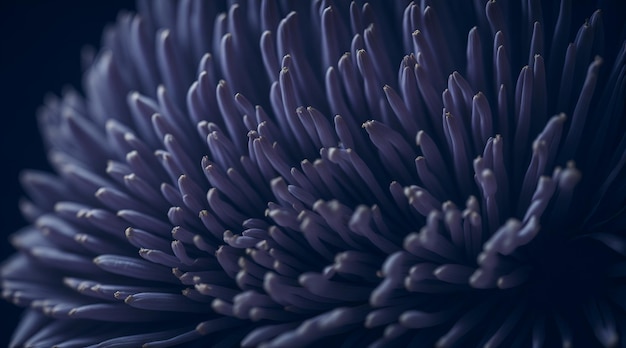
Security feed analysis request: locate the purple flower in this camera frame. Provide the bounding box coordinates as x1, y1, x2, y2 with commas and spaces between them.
2, 0, 625, 347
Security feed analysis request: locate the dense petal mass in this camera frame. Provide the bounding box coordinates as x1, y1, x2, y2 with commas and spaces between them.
2, 0, 625, 347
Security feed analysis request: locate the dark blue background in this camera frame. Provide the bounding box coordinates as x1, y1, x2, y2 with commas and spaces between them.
0, 2, 132, 346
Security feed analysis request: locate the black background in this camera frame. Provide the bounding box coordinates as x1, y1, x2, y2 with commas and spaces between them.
0, 2, 131, 346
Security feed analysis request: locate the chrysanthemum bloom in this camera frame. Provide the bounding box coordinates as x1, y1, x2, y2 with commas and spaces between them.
2, 0, 625, 347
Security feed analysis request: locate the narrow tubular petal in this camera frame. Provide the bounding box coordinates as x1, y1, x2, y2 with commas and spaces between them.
125, 292, 212, 312
93, 254, 178, 283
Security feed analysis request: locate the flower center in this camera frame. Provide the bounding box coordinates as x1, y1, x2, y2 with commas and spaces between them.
526, 237, 615, 309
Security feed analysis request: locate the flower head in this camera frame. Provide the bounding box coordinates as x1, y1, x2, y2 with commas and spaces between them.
2, 0, 625, 347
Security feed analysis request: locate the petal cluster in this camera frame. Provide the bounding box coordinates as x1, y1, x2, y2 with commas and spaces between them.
2, 1, 625, 347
